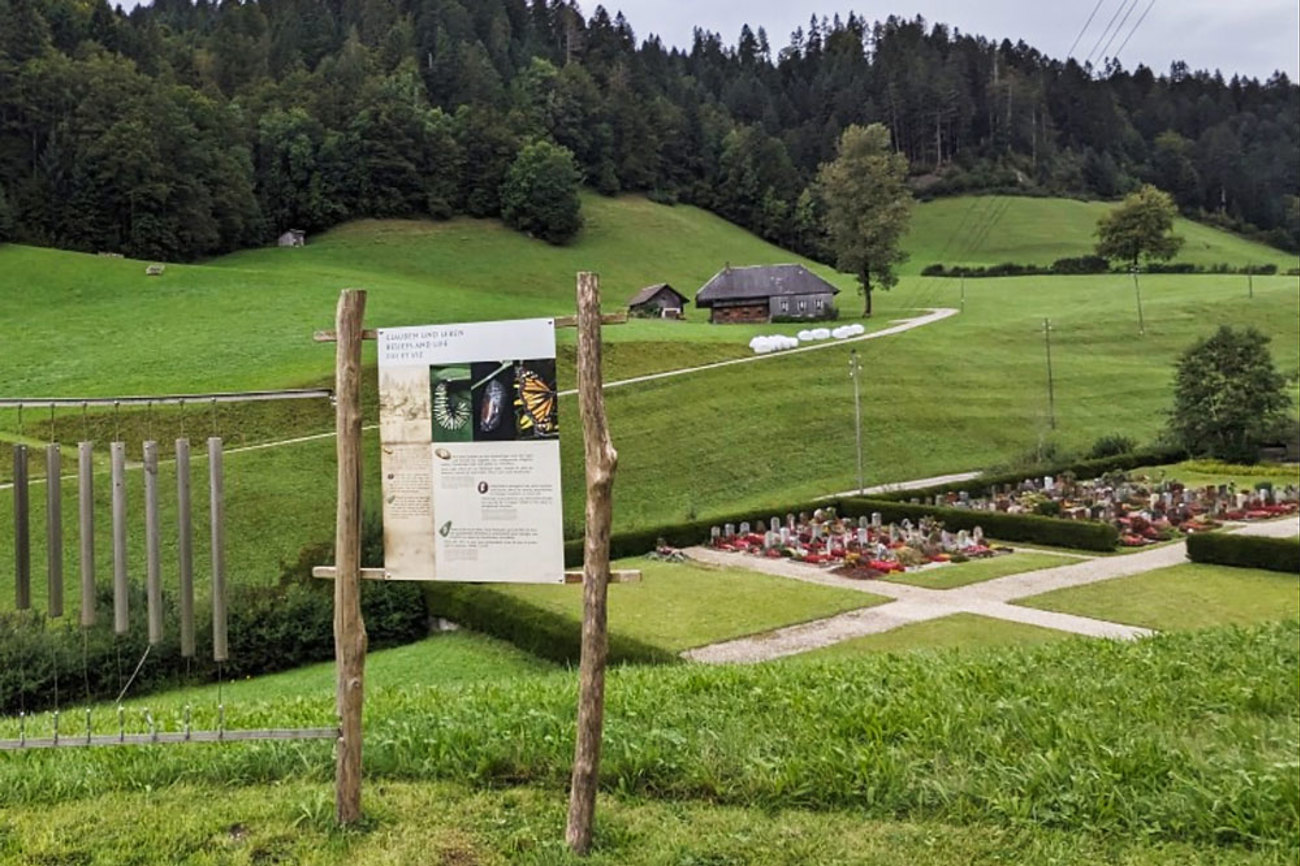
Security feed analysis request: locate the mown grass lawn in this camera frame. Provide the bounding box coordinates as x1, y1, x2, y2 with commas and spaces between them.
787, 613, 1077, 660
486, 557, 887, 653
0, 624, 1293, 856
1016, 562, 1300, 630
881, 551, 1077, 589
0, 779, 1284, 866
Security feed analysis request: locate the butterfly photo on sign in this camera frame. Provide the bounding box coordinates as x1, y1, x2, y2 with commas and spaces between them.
514, 359, 558, 439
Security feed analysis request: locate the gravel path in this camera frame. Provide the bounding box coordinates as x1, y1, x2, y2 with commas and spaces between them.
683, 515, 1298, 663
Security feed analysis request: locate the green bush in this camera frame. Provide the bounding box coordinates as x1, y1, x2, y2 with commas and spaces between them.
1186, 532, 1300, 574
838, 498, 1119, 551
1088, 433, 1138, 458
422, 583, 676, 666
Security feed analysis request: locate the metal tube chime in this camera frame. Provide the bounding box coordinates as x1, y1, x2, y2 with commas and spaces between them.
176, 438, 195, 658
208, 437, 228, 662
46, 444, 63, 618
110, 441, 129, 634
143, 441, 162, 645
78, 442, 95, 627
13, 444, 30, 610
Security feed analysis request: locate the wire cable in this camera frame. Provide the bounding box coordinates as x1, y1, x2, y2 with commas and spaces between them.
1085, 0, 1136, 67
1068, 0, 1109, 57
1112, 0, 1157, 63
1095, 0, 1143, 66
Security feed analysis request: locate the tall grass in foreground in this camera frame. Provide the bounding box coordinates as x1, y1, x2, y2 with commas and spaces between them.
0, 623, 1296, 851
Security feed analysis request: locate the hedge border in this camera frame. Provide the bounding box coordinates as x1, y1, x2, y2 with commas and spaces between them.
869, 448, 1187, 504
1185, 532, 1300, 574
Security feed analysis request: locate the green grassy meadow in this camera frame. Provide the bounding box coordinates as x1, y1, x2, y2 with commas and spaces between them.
475, 558, 885, 653
1016, 562, 1300, 630
903, 196, 1300, 273
794, 612, 1071, 658
881, 551, 1076, 589
0, 623, 1294, 861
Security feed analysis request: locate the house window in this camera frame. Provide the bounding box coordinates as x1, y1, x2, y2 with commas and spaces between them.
779, 298, 789, 313
798, 299, 807, 312
816, 297, 825, 311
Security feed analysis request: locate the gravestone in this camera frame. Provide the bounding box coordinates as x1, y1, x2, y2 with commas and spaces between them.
724, 523, 735, 538
956, 529, 970, 548
973, 526, 984, 546
779, 527, 791, 546
871, 512, 882, 528
710, 526, 721, 542
739, 521, 750, 536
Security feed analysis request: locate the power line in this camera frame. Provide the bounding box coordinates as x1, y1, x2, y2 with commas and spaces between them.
1095, 0, 1143, 67
1085, 0, 1136, 67
1112, 0, 1158, 63
1067, 0, 1108, 58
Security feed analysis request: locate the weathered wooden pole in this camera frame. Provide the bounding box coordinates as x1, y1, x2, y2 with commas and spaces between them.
13, 444, 30, 610
46, 443, 63, 618
334, 289, 368, 825
143, 441, 162, 644
77, 442, 95, 627
110, 441, 129, 634
566, 271, 618, 856
176, 439, 195, 657
208, 438, 228, 662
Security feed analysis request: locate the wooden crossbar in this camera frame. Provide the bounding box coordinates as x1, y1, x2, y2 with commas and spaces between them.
311, 566, 641, 583
0, 727, 339, 750
311, 312, 628, 343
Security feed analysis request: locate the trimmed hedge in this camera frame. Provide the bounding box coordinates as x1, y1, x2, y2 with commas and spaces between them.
1186, 532, 1300, 574
422, 583, 677, 666
870, 447, 1186, 504
838, 497, 1120, 552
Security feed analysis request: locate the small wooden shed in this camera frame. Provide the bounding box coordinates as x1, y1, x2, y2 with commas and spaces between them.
627, 284, 689, 319
278, 229, 306, 248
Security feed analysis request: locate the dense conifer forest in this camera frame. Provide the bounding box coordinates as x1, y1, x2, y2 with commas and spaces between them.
0, 0, 1296, 260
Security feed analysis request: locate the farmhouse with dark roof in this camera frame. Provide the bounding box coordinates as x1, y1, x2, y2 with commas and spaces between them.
694, 264, 839, 324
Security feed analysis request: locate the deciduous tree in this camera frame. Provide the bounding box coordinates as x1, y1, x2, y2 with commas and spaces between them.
500, 139, 582, 245
816, 123, 912, 316
1169, 325, 1292, 463
1095, 184, 1184, 268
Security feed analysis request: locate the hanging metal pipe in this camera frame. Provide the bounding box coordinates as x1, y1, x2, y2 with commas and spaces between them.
209, 437, 228, 663
143, 441, 162, 645
13, 444, 30, 610
46, 444, 63, 618
176, 439, 195, 658
110, 442, 129, 635
78, 442, 95, 627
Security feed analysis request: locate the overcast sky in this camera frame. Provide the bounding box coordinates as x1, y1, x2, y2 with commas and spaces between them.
609, 0, 1299, 81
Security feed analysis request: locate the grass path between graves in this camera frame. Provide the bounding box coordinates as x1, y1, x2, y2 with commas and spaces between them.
682, 516, 1300, 662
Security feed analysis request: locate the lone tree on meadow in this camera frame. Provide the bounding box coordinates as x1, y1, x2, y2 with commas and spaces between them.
1095, 184, 1184, 269
817, 123, 913, 317
1169, 325, 1292, 463
500, 139, 584, 245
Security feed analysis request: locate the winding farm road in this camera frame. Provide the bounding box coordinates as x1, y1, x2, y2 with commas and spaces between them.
682, 515, 1300, 664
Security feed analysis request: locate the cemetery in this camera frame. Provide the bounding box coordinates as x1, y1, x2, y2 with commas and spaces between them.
706, 508, 1005, 578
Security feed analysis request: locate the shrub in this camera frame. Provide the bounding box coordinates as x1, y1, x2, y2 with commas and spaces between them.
1185, 532, 1300, 574
1051, 255, 1109, 274
500, 139, 583, 245
1089, 433, 1137, 458
837, 498, 1119, 551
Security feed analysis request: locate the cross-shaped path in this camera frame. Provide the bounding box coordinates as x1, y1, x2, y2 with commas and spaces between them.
681, 515, 1299, 663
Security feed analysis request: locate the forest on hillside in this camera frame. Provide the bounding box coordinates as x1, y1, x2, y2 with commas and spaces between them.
0, 0, 1297, 261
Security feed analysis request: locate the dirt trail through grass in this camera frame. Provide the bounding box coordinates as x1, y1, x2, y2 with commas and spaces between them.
683, 516, 1299, 662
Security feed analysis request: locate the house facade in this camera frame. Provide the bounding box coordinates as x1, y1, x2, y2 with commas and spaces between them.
694, 264, 839, 324
627, 284, 689, 318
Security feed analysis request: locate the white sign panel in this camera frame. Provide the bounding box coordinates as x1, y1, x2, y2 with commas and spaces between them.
377, 318, 564, 583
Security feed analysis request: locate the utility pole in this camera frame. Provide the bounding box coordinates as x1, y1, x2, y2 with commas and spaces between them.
1042, 318, 1056, 430
849, 349, 864, 494
1130, 265, 1146, 336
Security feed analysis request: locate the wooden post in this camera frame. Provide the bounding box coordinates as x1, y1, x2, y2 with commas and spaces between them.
333, 289, 368, 825
78, 442, 95, 627
143, 441, 162, 644
13, 445, 30, 610
566, 272, 618, 856
110, 441, 128, 635
46, 444, 63, 618
176, 439, 195, 657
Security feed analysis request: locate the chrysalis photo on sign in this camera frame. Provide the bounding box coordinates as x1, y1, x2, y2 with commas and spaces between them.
377, 319, 564, 584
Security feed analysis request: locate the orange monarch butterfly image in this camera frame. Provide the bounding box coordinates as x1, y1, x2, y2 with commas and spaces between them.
514, 364, 558, 438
